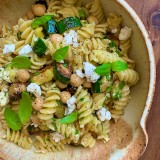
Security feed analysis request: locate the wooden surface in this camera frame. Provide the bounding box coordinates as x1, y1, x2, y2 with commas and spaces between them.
125, 0, 160, 160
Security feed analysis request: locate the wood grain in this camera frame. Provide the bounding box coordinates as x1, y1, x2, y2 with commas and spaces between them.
125, 0, 160, 159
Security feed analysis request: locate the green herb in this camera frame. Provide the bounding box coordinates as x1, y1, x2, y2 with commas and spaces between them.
115, 49, 122, 57
95, 63, 111, 76
112, 90, 122, 100
111, 61, 128, 72
34, 72, 41, 76
106, 86, 112, 92
18, 92, 32, 124
60, 111, 78, 124
119, 81, 125, 90
92, 79, 101, 93
52, 46, 69, 62
17, 31, 22, 40
75, 130, 79, 135
80, 98, 84, 102
62, 63, 68, 68
11, 56, 31, 69
78, 8, 86, 20
33, 38, 48, 57
56, 100, 63, 106
4, 108, 22, 131
106, 75, 111, 81
31, 15, 53, 29
109, 41, 116, 48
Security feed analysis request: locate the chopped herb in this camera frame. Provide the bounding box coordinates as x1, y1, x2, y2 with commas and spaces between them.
80, 98, 84, 102
56, 100, 63, 106
75, 130, 80, 135
34, 72, 41, 76
112, 90, 122, 100
106, 75, 111, 81
109, 41, 116, 48
119, 81, 125, 90
17, 31, 22, 40
106, 86, 112, 92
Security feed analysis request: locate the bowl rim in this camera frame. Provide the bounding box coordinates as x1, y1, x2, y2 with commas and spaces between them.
116, 0, 156, 157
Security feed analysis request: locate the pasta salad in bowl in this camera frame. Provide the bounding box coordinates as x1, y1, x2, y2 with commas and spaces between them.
0, 0, 155, 159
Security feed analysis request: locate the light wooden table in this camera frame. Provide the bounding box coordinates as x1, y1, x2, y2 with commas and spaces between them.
125, 1, 160, 159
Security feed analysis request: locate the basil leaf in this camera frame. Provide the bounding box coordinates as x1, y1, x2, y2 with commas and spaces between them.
60, 111, 78, 124
106, 85, 112, 92
31, 15, 53, 29
52, 46, 69, 62
11, 56, 31, 69
95, 63, 111, 76
111, 61, 128, 72
119, 81, 125, 90
18, 92, 32, 124
4, 108, 22, 131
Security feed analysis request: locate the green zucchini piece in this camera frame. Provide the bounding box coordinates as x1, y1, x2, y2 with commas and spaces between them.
33, 38, 48, 57
46, 19, 58, 34
56, 17, 82, 34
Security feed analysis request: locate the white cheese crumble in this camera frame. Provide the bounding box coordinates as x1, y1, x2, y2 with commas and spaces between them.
83, 62, 100, 83
111, 28, 118, 34
19, 44, 33, 56
27, 83, 42, 97
119, 26, 132, 41
63, 30, 79, 47
60, 60, 64, 63
50, 132, 65, 142
97, 108, 111, 121
3, 44, 15, 54
76, 70, 85, 78
65, 96, 76, 115
3, 71, 11, 83
0, 91, 9, 107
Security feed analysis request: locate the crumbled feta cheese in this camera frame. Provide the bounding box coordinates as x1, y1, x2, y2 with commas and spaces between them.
31, 123, 38, 128
63, 30, 79, 47
27, 83, 42, 97
3, 71, 11, 83
60, 60, 64, 63
0, 91, 9, 107
19, 44, 33, 57
111, 28, 118, 34
3, 44, 15, 54
50, 132, 65, 142
65, 96, 76, 115
76, 70, 85, 78
83, 62, 100, 83
119, 26, 132, 41
97, 108, 111, 121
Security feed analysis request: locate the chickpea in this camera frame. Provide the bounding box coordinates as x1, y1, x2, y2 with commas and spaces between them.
70, 74, 84, 87
87, 16, 99, 25
32, 97, 44, 111
56, 80, 67, 89
31, 115, 41, 126
26, 9, 35, 19
60, 91, 71, 104
32, 4, 46, 17
50, 34, 63, 43
16, 69, 30, 83
83, 81, 92, 88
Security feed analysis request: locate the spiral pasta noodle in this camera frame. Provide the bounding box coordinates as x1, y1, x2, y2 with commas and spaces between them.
3, 127, 32, 149
38, 85, 60, 121
75, 86, 93, 128
110, 85, 130, 121
80, 133, 95, 148
119, 39, 131, 56
115, 69, 139, 86
0, 22, 13, 38
0, 54, 13, 67
94, 23, 108, 38
93, 93, 106, 110
85, 0, 105, 23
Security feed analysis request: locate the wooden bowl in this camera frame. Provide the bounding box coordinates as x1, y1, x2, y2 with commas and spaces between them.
0, 0, 156, 159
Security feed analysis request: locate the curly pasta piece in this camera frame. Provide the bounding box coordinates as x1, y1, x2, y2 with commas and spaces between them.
0, 54, 13, 67
90, 50, 124, 64
0, 22, 12, 38
61, 0, 77, 7
30, 54, 47, 73
77, 23, 95, 40
3, 128, 32, 149
85, 0, 105, 23
107, 13, 122, 30
93, 93, 106, 110
75, 86, 93, 128
122, 56, 135, 69
41, 81, 53, 96
38, 86, 60, 121
0, 109, 8, 129
119, 39, 131, 56
57, 7, 79, 18
34, 134, 65, 153
110, 85, 130, 121
96, 120, 110, 142
115, 69, 139, 86
94, 23, 108, 38
80, 133, 96, 148
53, 120, 80, 143
18, 18, 36, 46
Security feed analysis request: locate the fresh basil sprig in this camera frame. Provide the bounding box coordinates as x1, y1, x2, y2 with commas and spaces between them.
111, 61, 128, 72
4, 108, 22, 131
60, 111, 78, 124
31, 15, 53, 29
11, 56, 31, 69
95, 63, 111, 76
18, 92, 32, 124
52, 46, 69, 62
